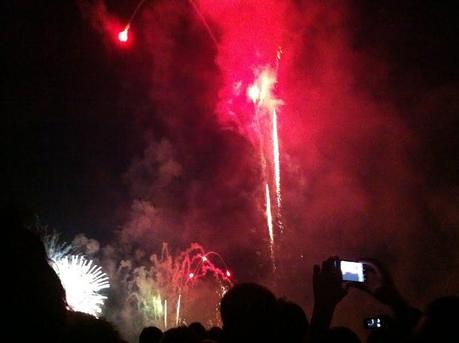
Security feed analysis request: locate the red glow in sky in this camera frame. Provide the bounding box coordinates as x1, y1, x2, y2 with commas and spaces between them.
198, 0, 285, 141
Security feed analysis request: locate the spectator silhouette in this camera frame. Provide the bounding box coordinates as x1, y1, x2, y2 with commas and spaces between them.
414, 295, 459, 343
6, 208, 67, 342
323, 327, 361, 343
351, 259, 421, 342
277, 298, 309, 343
160, 326, 200, 343
6, 206, 127, 343
220, 282, 279, 342
367, 327, 400, 343
139, 326, 163, 343
188, 322, 206, 341
62, 311, 126, 343
207, 326, 224, 342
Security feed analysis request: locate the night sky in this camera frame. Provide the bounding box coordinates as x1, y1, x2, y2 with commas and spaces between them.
2, 0, 458, 333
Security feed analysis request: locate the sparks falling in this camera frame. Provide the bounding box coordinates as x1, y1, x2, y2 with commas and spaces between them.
265, 183, 275, 266
164, 299, 168, 329
176, 293, 182, 327
43, 231, 73, 261
272, 108, 283, 234
247, 63, 284, 270
124, 243, 232, 330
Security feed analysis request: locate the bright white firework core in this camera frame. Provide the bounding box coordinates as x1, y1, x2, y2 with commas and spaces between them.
52, 255, 110, 317
248, 84, 261, 103
118, 28, 129, 42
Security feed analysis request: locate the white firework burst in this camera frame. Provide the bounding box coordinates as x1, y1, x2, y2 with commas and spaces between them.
52, 255, 110, 317
43, 231, 73, 261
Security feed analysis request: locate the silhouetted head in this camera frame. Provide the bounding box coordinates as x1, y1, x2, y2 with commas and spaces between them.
220, 282, 278, 342
63, 311, 126, 343
139, 326, 163, 343
323, 327, 361, 343
415, 296, 459, 343
160, 326, 200, 343
207, 326, 224, 342
188, 322, 206, 340
7, 210, 67, 342
367, 328, 400, 343
277, 298, 309, 343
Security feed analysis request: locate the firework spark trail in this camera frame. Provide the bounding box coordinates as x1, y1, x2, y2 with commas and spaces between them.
272, 109, 281, 208
43, 231, 73, 261
119, 0, 218, 46
248, 66, 284, 270
164, 299, 168, 329
179, 245, 233, 285
255, 98, 275, 269
265, 184, 274, 244
176, 293, 181, 326
118, 0, 149, 42
265, 183, 275, 269
53, 255, 110, 317
188, 0, 218, 47
248, 72, 275, 268
272, 47, 284, 235
126, 243, 231, 330
151, 294, 164, 319
272, 109, 283, 235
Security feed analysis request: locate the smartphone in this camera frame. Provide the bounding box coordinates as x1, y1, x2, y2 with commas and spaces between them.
340, 260, 365, 282
364, 316, 388, 330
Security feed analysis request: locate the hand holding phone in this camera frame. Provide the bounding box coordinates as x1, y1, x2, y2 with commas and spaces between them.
313, 257, 348, 309
356, 259, 406, 308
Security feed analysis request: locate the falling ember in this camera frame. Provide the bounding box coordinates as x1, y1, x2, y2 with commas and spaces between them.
117, 0, 146, 44
164, 299, 168, 329
272, 109, 282, 229
119, 0, 218, 47
176, 293, 181, 327
118, 27, 129, 42
265, 184, 274, 261
247, 64, 284, 271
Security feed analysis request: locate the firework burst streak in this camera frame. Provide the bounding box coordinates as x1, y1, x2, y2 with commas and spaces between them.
119, 243, 232, 331
52, 255, 110, 317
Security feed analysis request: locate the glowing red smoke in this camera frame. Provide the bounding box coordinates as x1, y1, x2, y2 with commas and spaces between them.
198, 0, 286, 136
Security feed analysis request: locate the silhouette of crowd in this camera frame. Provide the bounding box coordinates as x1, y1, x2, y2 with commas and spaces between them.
6, 209, 458, 343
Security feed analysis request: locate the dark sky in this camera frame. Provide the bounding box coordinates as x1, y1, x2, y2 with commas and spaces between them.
3, 0, 134, 238
2, 0, 458, 287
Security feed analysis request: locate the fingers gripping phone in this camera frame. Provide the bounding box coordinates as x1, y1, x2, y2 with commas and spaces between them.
339, 260, 366, 282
